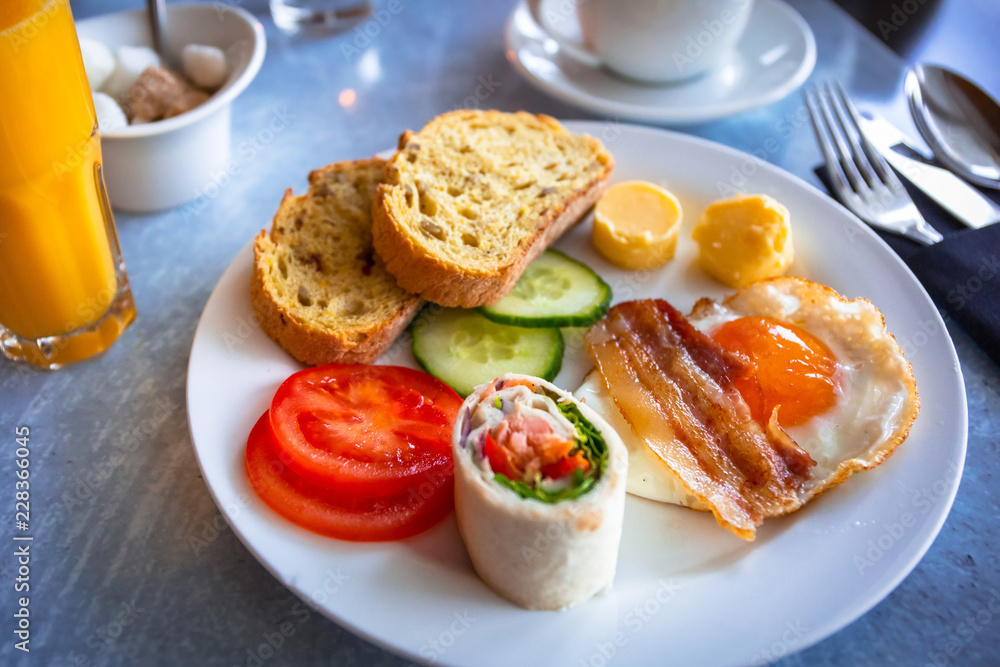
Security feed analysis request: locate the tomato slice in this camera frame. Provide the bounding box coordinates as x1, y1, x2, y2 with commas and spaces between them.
269, 365, 462, 495
483, 433, 518, 479
540, 452, 590, 480
246, 413, 454, 542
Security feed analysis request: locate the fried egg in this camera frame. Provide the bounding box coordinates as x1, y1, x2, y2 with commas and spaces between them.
575, 276, 919, 510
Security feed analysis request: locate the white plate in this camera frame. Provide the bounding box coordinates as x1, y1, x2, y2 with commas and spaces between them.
504, 0, 816, 124
187, 122, 966, 666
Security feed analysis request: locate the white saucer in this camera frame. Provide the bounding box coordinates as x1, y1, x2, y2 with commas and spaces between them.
504, 0, 817, 124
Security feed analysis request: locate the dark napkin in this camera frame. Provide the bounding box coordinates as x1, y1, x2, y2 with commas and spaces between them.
815, 166, 1000, 366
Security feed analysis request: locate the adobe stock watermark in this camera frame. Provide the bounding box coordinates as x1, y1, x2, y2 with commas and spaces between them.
65, 599, 146, 666
835, 182, 908, 245
187, 492, 252, 556
223, 311, 265, 352
715, 102, 813, 197
672, 0, 753, 75
579, 579, 680, 667
946, 254, 999, 311
340, 0, 414, 63
876, 0, 933, 41
561, 326, 590, 356
213, 0, 246, 20
891, 306, 954, 360
538, 0, 590, 27
51, 133, 101, 183
235, 569, 349, 667
925, 588, 1000, 666
449, 74, 503, 111
52, 396, 179, 518
298, 567, 350, 612
419, 610, 476, 664
749, 620, 809, 665
853, 458, 960, 576
595, 115, 627, 147
180, 105, 295, 221
4, 0, 61, 52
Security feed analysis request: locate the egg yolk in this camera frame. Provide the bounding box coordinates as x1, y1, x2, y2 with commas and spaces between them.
712, 316, 838, 427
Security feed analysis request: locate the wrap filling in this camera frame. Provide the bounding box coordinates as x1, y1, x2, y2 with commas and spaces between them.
465, 378, 608, 503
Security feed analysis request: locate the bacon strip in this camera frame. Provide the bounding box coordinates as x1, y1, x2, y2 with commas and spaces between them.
586, 299, 815, 540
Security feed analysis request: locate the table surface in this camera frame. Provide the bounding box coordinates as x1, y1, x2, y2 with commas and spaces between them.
3, 0, 999, 665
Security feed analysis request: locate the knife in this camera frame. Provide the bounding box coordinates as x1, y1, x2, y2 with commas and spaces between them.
859, 111, 1000, 229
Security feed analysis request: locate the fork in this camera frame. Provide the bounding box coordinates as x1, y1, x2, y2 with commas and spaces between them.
804, 81, 943, 246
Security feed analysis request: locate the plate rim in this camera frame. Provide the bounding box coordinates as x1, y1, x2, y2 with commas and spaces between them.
186, 120, 968, 666
503, 0, 818, 124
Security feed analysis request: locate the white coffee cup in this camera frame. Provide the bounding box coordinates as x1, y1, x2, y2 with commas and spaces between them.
526, 0, 756, 84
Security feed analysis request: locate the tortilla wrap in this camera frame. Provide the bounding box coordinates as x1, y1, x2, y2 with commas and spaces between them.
452, 374, 628, 610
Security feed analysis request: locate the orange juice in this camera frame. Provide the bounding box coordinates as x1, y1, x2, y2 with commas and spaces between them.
0, 0, 135, 367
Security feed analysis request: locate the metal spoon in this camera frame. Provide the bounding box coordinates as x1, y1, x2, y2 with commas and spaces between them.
147, 0, 167, 58
907, 64, 1000, 189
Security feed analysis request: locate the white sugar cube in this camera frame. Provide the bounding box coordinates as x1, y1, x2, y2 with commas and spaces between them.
80, 38, 115, 91
181, 44, 228, 91
92, 92, 129, 133
103, 45, 161, 98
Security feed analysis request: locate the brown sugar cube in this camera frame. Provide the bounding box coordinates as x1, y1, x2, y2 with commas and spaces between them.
127, 65, 208, 123
164, 88, 210, 119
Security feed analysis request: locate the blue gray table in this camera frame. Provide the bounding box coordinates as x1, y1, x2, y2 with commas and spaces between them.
3, 0, 998, 664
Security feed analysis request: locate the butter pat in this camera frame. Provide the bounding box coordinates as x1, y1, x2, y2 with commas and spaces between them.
692, 194, 793, 288
592, 181, 682, 270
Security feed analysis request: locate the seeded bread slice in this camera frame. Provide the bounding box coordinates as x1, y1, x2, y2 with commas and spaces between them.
372, 110, 614, 308
252, 158, 423, 366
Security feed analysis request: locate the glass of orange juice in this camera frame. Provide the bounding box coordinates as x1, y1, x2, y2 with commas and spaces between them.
0, 0, 137, 369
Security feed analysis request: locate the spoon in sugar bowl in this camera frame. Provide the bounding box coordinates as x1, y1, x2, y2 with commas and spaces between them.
146, 0, 167, 57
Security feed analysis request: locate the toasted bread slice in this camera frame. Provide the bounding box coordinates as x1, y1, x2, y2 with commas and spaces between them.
252, 158, 423, 365
372, 110, 614, 307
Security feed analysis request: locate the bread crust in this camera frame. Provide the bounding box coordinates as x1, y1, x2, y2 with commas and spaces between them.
251, 169, 424, 367
373, 174, 611, 307
372, 111, 615, 308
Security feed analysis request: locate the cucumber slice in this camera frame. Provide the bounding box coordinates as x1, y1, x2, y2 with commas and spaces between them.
478, 250, 612, 328
411, 308, 563, 397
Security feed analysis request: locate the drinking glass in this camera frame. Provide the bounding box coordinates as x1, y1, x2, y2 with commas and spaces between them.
269, 0, 373, 33
0, 0, 137, 369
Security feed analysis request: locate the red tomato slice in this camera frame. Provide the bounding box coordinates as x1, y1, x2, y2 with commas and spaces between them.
269, 365, 462, 496
540, 452, 590, 480
246, 413, 454, 542
482, 433, 518, 479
